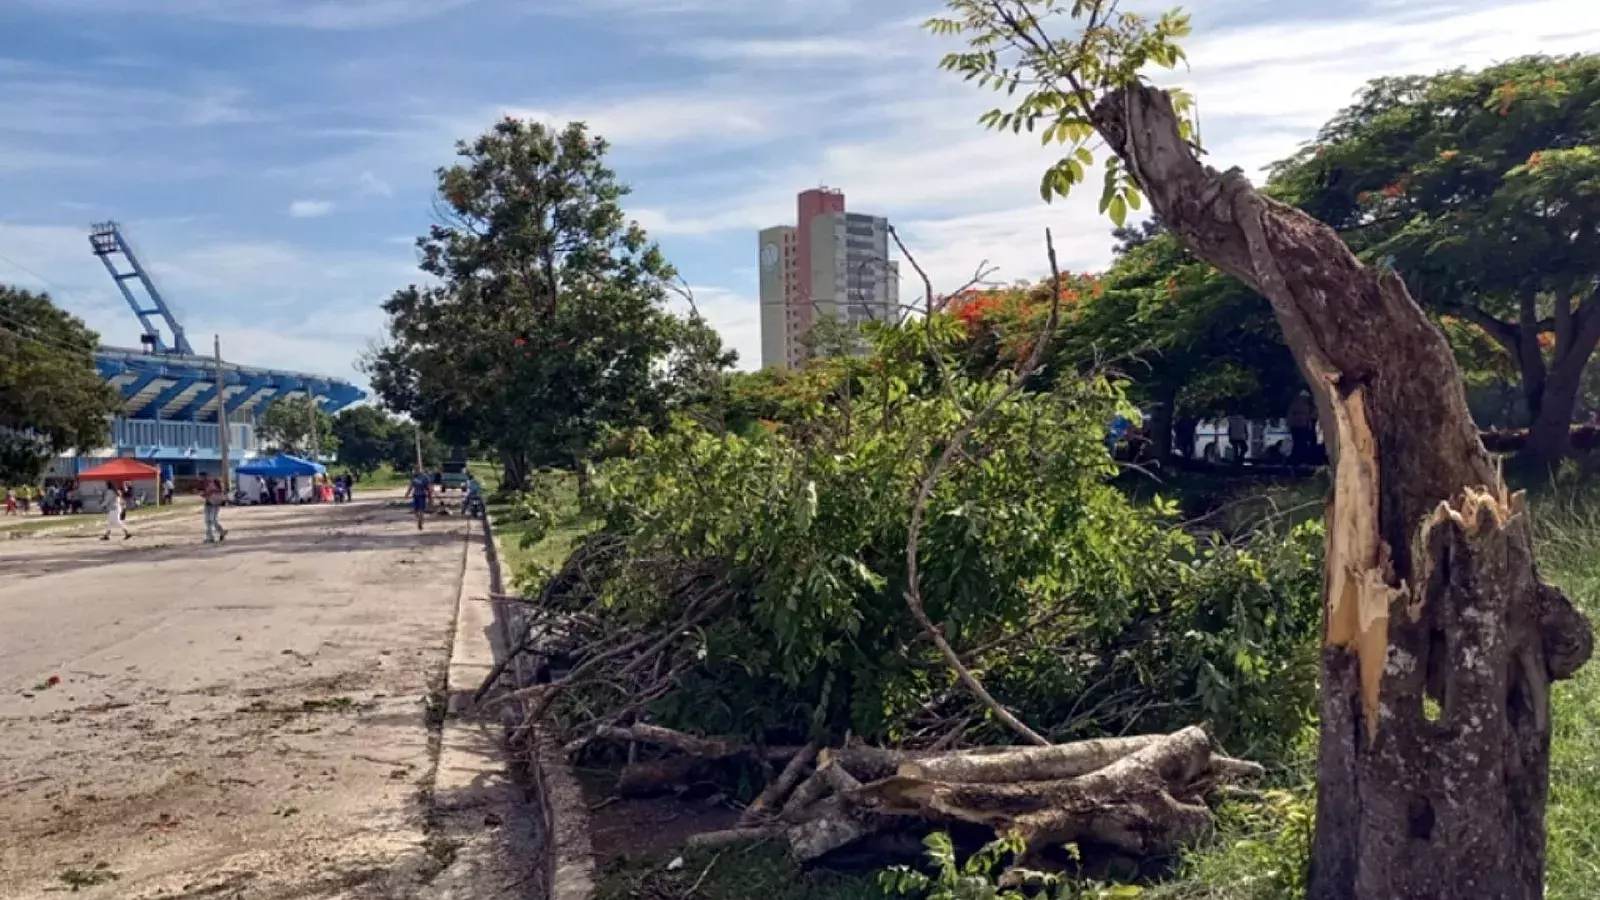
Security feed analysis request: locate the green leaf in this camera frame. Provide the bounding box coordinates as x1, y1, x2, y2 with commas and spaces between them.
1108, 194, 1129, 227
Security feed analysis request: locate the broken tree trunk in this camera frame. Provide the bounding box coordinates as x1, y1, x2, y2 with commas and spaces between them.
1091, 83, 1594, 900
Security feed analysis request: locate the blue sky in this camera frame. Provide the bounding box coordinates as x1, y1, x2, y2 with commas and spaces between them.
2, 0, 1596, 386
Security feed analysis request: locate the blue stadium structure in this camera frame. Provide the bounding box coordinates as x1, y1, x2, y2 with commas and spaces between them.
53, 222, 367, 479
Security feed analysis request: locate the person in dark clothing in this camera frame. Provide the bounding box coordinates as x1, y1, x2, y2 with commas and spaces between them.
1174, 416, 1198, 461
1287, 391, 1317, 465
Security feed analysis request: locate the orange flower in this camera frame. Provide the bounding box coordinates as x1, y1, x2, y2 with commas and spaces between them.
1538, 332, 1556, 350
1439, 149, 1459, 161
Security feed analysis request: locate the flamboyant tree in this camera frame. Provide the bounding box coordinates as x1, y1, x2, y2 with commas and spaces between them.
1270, 55, 1600, 464
932, 3, 1592, 898
366, 119, 721, 489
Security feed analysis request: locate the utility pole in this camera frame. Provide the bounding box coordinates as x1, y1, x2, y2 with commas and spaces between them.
413, 422, 424, 471
214, 335, 230, 493
306, 390, 320, 461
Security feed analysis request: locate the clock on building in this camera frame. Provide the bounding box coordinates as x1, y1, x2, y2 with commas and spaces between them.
761, 243, 780, 269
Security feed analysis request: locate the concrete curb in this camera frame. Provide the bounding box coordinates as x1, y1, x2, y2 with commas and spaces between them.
481, 509, 597, 900
417, 516, 542, 899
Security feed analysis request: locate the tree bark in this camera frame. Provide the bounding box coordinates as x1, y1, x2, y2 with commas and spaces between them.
1091, 84, 1593, 900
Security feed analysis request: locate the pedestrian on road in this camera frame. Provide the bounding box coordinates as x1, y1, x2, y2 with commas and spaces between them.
203, 477, 229, 544
1287, 391, 1317, 465
3, 488, 16, 516
101, 480, 132, 541
406, 465, 432, 531
1227, 413, 1250, 464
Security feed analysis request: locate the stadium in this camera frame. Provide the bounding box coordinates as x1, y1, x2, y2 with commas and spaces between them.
45, 222, 366, 480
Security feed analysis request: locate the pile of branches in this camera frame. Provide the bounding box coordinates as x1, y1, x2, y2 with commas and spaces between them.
577, 722, 1262, 869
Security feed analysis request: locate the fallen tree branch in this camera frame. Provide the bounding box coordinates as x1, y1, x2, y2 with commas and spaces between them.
741, 741, 820, 826
899, 229, 1069, 748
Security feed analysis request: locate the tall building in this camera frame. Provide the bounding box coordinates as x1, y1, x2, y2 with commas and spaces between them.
759, 188, 900, 369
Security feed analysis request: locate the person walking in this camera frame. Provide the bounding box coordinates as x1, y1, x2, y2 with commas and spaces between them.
202, 477, 229, 543
1227, 413, 1250, 464
1287, 391, 1317, 465
101, 480, 132, 540
406, 465, 432, 531
3, 488, 16, 516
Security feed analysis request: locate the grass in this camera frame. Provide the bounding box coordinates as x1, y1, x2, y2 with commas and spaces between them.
478, 465, 593, 588
1, 500, 194, 536
1533, 484, 1600, 900
357, 464, 416, 489
596, 844, 881, 900
1149, 478, 1600, 900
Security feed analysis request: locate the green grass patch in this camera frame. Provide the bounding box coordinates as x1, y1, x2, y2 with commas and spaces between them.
595, 845, 879, 900
1535, 485, 1600, 900
1152, 480, 1600, 900
1, 501, 192, 536
357, 464, 415, 490
485, 469, 593, 587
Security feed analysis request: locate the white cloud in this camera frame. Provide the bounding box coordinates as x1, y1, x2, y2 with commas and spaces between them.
18, 0, 479, 29
674, 285, 762, 371
680, 36, 911, 63
288, 199, 334, 218
357, 171, 394, 197
505, 92, 773, 148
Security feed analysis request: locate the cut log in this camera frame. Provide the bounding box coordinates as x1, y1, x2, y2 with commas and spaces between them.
686, 826, 785, 850
780, 768, 833, 823
740, 742, 819, 826
852, 726, 1215, 858
787, 796, 889, 862
897, 735, 1158, 783
617, 757, 698, 798
591, 724, 749, 760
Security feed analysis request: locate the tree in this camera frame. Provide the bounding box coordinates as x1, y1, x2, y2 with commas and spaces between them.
257, 395, 334, 457
367, 118, 708, 491
0, 286, 119, 484
330, 405, 396, 475
934, 3, 1592, 897
1270, 55, 1600, 463
381, 421, 445, 474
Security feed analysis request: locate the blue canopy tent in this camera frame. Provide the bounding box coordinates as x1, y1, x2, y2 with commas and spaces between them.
236, 454, 326, 477
235, 454, 326, 503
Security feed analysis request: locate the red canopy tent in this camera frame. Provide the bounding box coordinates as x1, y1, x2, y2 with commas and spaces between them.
76, 458, 160, 513
77, 458, 160, 481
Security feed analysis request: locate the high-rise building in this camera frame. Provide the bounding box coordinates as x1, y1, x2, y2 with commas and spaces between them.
759, 188, 900, 370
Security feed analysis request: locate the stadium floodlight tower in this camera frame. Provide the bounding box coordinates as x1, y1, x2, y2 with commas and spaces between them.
88, 221, 194, 356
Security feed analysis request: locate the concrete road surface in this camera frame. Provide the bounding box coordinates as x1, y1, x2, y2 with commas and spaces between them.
0, 495, 480, 899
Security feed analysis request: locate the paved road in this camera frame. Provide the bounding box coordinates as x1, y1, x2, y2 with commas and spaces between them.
0, 495, 470, 899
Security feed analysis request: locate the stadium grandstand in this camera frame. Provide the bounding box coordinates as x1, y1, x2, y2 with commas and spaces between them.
43, 221, 366, 480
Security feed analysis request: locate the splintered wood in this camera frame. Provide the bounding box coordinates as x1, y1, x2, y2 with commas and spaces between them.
583, 724, 1261, 867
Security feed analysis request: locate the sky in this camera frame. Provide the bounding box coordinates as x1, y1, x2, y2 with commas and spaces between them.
1, 0, 1597, 391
